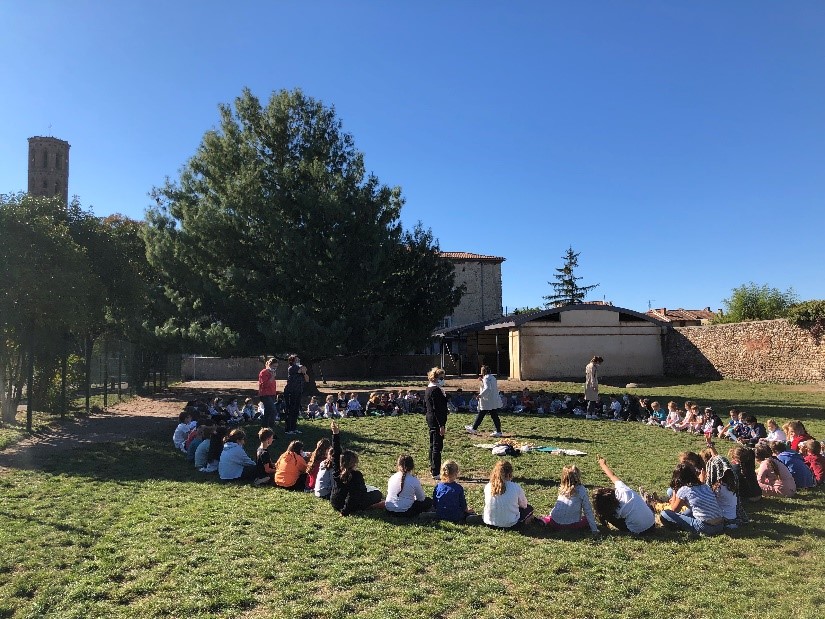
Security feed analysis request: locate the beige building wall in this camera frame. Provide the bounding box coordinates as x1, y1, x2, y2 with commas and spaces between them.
448, 260, 503, 327
509, 309, 663, 380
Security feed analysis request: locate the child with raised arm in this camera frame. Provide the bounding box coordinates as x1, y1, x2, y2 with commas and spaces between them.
540, 465, 599, 534
385, 455, 433, 517
592, 457, 655, 535
329, 421, 384, 515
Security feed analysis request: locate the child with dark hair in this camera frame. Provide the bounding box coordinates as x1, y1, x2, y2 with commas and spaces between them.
385, 454, 433, 517
274, 440, 308, 490
727, 445, 761, 502
305, 438, 332, 490
592, 457, 655, 535
254, 427, 276, 486
173, 411, 194, 452
771, 441, 815, 489
329, 421, 384, 515
194, 425, 214, 469
313, 446, 335, 499
218, 428, 258, 482
659, 464, 724, 535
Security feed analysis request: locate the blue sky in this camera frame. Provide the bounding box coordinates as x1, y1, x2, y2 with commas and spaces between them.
2, 1, 823, 314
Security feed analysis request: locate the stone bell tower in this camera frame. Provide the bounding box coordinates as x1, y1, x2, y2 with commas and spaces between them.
28, 136, 70, 205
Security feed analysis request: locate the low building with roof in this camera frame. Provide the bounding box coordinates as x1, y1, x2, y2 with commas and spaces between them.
645, 307, 717, 327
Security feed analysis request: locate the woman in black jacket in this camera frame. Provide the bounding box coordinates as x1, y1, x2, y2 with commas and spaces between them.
424, 367, 449, 480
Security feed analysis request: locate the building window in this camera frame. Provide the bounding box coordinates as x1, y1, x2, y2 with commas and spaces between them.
42, 150, 48, 168
42, 179, 47, 189
440, 316, 453, 329
56, 155, 61, 170
54, 182, 59, 193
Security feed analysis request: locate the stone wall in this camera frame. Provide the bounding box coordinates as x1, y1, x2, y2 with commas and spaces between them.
663, 319, 825, 383
181, 354, 441, 381
449, 260, 503, 327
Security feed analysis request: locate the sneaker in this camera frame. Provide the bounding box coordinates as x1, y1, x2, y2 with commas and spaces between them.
464, 425, 477, 434
253, 476, 271, 486
293, 430, 302, 434
490, 431, 503, 438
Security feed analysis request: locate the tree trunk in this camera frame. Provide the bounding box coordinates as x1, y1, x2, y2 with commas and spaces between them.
103, 337, 109, 409
60, 351, 67, 419
84, 336, 92, 415
26, 337, 34, 432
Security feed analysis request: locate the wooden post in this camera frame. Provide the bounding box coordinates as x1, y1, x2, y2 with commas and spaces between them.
60, 351, 67, 420
117, 340, 123, 400
103, 337, 109, 409
26, 336, 34, 432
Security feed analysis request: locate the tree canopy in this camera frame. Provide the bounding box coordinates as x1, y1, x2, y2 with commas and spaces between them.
145, 88, 460, 361
714, 282, 798, 323
543, 246, 599, 307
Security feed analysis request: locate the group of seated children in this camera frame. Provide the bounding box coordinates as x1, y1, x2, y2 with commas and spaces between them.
174, 406, 824, 535
301, 390, 427, 420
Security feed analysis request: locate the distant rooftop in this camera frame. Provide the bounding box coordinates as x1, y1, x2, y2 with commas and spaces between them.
438, 251, 505, 262
646, 307, 717, 323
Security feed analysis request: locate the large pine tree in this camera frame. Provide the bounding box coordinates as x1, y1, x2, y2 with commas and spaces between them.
144, 88, 461, 362
543, 246, 599, 307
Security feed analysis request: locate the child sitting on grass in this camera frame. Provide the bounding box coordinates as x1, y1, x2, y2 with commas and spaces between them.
646, 401, 666, 426
305, 438, 332, 491
659, 463, 725, 536
346, 393, 363, 417
800, 440, 825, 485
241, 397, 257, 421
274, 440, 308, 491
313, 446, 335, 499
754, 443, 796, 498
306, 396, 322, 420
663, 401, 682, 430
254, 427, 276, 486
329, 421, 384, 515
540, 465, 599, 534
482, 460, 534, 530
173, 411, 194, 452
323, 394, 339, 419
592, 457, 655, 535
218, 428, 258, 482
432, 460, 474, 523
385, 455, 433, 517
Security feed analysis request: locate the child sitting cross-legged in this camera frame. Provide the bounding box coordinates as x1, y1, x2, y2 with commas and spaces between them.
329, 421, 384, 515
274, 440, 308, 491
218, 429, 258, 482
384, 454, 433, 518
800, 440, 825, 485
482, 460, 534, 530
432, 460, 475, 523
539, 465, 599, 534
659, 463, 725, 535
254, 427, 276, 486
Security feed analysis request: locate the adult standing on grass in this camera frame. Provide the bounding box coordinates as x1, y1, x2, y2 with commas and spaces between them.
465, 365, 503, 437
425, 367, 449, 480
584, 356, 603, 419
284, 354, 309, 435
258, 357, 279, 427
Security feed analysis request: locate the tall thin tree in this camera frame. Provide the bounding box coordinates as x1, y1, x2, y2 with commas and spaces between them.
543, 246, 599, 307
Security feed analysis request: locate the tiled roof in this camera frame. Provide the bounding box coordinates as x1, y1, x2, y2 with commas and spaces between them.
438, 251, 505, 262
646, 308, 717, 322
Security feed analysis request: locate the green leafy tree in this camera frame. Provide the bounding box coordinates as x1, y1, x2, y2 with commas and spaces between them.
0, 194, 100, 424
714, 282, 798, 324
145, 88, 460, 367
543, 246, 599, 307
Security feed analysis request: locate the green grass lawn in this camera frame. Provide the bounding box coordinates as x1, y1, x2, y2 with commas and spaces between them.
0, 379, 823, 619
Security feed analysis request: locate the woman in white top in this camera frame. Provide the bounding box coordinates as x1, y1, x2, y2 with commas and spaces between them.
385, 455, 433, 517
465, 365, 503, 437
482, 460, 534, 529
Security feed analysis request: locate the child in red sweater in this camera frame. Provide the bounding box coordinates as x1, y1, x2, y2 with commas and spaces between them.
800, 440, 825, 485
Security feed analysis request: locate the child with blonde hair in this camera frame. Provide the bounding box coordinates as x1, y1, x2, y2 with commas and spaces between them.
385, 454, 433, 517
323, 394, 339, 419
540, 465, 599, 533
482, 460, 533, 530
663, 401, 682, 430
433, 460, 474, 523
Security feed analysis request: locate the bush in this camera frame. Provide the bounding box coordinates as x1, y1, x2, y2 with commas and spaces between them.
33, 354, 85, 413
787, 300, 825, 327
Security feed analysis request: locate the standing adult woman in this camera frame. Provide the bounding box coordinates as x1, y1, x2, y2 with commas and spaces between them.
584, 356, 603, 419
465, 365, 503, 437
284, 354, 309, 435
258, 357, 278, 427
425, 367, 449, 480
